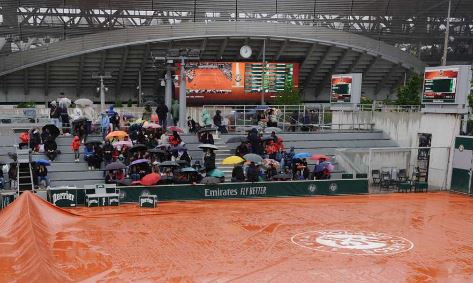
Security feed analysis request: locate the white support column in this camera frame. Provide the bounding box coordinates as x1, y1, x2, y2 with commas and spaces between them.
165, 65, 173, 112
178, 59, 187, 131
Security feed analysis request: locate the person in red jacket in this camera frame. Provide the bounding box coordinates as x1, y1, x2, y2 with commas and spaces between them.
71, 136, 81, 162
169, 131, 182, 147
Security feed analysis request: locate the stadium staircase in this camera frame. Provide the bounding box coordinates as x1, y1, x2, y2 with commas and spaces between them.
16, 149, 34, 193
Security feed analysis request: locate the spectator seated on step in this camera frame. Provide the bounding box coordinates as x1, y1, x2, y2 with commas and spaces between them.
231, 164, 245, 182
35, 164, 49, 188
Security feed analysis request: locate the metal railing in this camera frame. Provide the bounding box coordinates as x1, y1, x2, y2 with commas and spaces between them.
358, 104, 422, 113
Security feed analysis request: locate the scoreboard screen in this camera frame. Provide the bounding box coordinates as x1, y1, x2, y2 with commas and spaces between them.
422, 68, 458, 103
244, 63, 295, 93
330, 76, 353, 103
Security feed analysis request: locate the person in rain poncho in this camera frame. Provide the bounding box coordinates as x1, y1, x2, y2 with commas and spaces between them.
171, 100, 179, 126
100, 113, 110, 139
201, 109, 212, 128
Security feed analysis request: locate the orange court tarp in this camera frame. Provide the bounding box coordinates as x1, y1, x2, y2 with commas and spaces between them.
1, 191, 473, 282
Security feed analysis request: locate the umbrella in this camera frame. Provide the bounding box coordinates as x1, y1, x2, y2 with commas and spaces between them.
160, 161, 179, 167
208, 169, 225, 178
84, 140, 102, 147
198, 144, 219, 150
74, 98, 94, 107
105, 161, 126, 171
42, 124, 60, 138
129, 159, 150, 166
171, 145, 187, 152
293, 152, 311, 159
35, 159, 51, 166
58, 97, 71, 108
168, 126, 184, 133
200, 177, 222, 184
243, 153, 263, 164
226, 136, 248, 144
311, 154, 331, 161
198, 127, 217, 133
72, 116, 88, 124
264, 127, 282, 133
131, 118, 144, 125
144, 101, 158, 107
106, 131, 129, 141
129, 144, 147, 153
178, 167, 197, 173
156, 144, 171, 150
143, 123, 161, 129
271, 173, 293, 180
113, 140, 133, 148
175, 160, 188, 166
122, 113, 136, 119
141, 173, 161, 186
262, 159, 280, 168
222, 156, 245, 165
148, 148, 166, 154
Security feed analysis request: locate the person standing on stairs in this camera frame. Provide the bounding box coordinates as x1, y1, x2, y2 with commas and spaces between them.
100, 113, 110, 139
71, 136, 81, 162
36, 164, 49, 189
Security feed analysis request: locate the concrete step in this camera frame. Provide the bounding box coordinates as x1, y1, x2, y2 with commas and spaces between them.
48, 170, 105, 181
50, 179, 105, 188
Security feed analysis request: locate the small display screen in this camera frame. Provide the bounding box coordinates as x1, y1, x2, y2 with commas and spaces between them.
423, 68, 458, 103
330, 76, 353, 103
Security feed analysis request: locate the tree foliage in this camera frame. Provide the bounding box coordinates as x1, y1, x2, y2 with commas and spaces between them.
272, 80, 301, 105
395, 73, 422, 105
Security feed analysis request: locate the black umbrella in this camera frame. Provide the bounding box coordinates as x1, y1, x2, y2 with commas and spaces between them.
44, 140, 58, 151
105, 161, 126, 171
271, 173, 293, 181
198, 127, 217, 133
226, 136, 248, 144
148, 148, 166, 154
200, 176, 222, 184
84, 140, 102, 147
129, 144, 147, 153
42, 124, 60, 138
160, 161, 179, 167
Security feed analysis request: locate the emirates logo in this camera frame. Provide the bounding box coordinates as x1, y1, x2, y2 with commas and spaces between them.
291, 230, 413, 255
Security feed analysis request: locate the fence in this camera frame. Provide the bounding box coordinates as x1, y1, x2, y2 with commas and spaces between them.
336, 146, 451, 190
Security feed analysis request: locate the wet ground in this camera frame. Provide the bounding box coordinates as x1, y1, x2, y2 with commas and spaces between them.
1, 192, 473, 282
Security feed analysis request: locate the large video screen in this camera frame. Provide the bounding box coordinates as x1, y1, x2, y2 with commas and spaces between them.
423, 68, 458, 103
175, 62, 299, 105
330, 75, 353, 103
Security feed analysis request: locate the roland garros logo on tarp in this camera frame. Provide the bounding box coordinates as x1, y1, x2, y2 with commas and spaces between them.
291, 230, 414, 255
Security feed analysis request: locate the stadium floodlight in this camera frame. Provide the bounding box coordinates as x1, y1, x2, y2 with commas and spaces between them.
92, 72, 112, 114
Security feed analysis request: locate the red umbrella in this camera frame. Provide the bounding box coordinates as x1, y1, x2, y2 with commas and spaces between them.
310, 154, 331, 161
168, 126, 184, 133
140, 173, 161, 186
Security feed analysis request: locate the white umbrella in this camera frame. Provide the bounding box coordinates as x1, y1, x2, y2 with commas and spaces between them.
74, 98, 94, 107
58, 97, 71, 108
264, 127, 282, 133
198, 144, 219, 150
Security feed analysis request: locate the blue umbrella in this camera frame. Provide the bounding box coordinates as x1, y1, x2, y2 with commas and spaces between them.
293, 152, 311, 159
129, 159, 150, 166
208, 169, 225, 178
179, 167, 198, 173
35, 159, 51, 166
